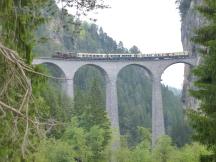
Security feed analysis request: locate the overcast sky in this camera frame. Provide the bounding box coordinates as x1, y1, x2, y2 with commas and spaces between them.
67, 0, 185, 89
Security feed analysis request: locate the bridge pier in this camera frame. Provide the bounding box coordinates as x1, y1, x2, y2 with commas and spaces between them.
106, 75, 120, 147
152, 75, 165, 146
65, 79, 74, 98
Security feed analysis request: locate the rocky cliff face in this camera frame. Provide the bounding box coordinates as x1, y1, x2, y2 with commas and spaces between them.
181, 0, 204, 109
181, 0, 204, 54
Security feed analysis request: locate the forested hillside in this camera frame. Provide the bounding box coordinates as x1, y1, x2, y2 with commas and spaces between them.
33, 1, 131, 57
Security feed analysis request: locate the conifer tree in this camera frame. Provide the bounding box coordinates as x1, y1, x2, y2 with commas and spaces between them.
188, 0, 216, 155
74, 79, 111, 154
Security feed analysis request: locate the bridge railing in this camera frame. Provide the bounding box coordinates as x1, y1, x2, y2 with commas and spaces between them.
50, 51, 192, 61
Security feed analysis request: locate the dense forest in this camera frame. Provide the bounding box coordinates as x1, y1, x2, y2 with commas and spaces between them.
0, 0, 215, 161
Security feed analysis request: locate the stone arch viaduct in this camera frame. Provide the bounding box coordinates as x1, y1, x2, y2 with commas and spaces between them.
33, 56, 198, 145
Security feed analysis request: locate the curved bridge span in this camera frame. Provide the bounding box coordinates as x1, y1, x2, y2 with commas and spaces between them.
33, 56, 198, 145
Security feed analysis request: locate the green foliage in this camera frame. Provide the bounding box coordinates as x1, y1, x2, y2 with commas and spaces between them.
32, 65, 74, 138
62, 118, 92, 162
0, 60, 73, 161
178, 143, 210, 162
117, 66, 152, 146
188, 0, 216, 156
129, 45, 141, 54
0, 0, 49, 63
152, 136, 209, 162
30, 139, 76, 162
116, 132, 209, 162
0, 0, 54, 160
152, 136, 176, 162
130, 128, 152, 162
72, 65, 111, 161
162, 86, 192, 147
74, 78, 111, 150
31, 117, 110, 162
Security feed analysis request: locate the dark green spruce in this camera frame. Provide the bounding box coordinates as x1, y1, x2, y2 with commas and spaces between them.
188, 0, 216, 159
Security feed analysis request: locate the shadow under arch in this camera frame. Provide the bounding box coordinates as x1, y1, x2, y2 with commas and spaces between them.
117, 64, 153, 81
74, 64, 109, 82
39, 62, 67, 78
116, 64, 153, 147
38, 62, 67, 91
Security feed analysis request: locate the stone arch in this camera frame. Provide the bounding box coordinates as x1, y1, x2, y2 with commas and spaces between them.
33, 59, 68, 78
74, 63, 109, 82
73, 63, 109, 110
40, 62, 67, 78
116, 63, 153, 143
117, 63, 153, 80
73, 64, 109, 98
34, 62, 69, 99
159, 61, 195, 145
160, 61, 194, 79
38, 62, 67, 91
74, 63, 120, 131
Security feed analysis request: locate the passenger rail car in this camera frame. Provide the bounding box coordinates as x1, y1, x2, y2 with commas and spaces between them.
52, 51, 189, 60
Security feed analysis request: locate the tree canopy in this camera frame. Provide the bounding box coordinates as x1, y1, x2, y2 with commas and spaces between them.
188, 0, 216, 158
